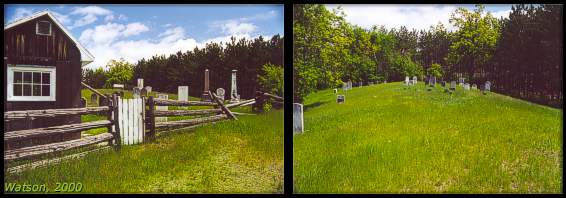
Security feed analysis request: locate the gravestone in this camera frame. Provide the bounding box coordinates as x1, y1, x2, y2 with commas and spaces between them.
141, 87, 148, 96
368, 82, 374, 86
132, 87, 141, 99
216, 88, 225, 102
485, 81, 491, 92
337, 95, 345, 103
405, 76, 410, 86
178, 86, 189, 101
156, 94, 169, 122
463, 83, 470, 90
333, 89, 338, 94
144, 86, 152, 94
413, 76, 417, 85
450, 81, 456, 91
137, 78, 144, 88
293, 103, 304, 134
230, 69, 240, 103
383, 80, 387, 83
113, 84, 124, 89
201, 69, 211, 102
471, 84, 477, 90
90, 93, 98, 105
342, 82, 348, 92
80, 97, 87, 108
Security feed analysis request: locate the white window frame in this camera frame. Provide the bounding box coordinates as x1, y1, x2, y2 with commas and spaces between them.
36, 21, 52, 36
7, 65, 56, 101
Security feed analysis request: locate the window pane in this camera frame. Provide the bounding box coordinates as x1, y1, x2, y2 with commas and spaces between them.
33, 72, 42, 84
23, 84, 32, 96
14, 72, 22, 83
23, 72, 32, 83
33, 85, 41, 96
42, 73, 50, 84
42, 85, 50, 96
14, 84, 22, 96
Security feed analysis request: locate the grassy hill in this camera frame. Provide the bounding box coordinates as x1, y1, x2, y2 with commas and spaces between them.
293, 82, 562, 193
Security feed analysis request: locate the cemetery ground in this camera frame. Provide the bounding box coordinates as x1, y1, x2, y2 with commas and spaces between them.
293, 82, 562, 193
4, 89, 284, 193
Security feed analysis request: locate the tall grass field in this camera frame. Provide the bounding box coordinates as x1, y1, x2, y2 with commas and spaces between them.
5, 89, 283, 193
293, 82, 562, 193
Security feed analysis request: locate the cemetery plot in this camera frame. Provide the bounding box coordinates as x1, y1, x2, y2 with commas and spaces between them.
294, 82, 561, 193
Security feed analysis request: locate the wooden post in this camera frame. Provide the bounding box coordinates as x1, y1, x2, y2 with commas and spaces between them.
147, 96, 156, 140
106, 94, 114, 147
112, 95, 121, 151
209, 91, 237, 120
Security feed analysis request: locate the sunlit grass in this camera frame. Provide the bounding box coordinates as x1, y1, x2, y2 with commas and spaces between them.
5, 108, 283, 193
293, 82, 562, 193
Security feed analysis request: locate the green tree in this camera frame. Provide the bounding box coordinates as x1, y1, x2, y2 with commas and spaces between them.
427, 63, 444, 79
105, 58, 134, 88
258, 63, 284, 97
447, 4, 500, 81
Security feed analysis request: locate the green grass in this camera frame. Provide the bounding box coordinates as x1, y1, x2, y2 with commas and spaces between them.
5, 108, 284, 193
293, 82, 562, 193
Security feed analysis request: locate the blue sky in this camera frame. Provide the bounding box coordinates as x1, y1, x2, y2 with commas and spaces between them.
5, 4, 284, 69
325, 4, 514, 31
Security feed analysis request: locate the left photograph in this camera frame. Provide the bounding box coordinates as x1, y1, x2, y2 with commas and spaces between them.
4, 4, 284, 193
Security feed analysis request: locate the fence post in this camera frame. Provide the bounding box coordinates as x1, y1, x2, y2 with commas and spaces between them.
106, 94, 114, 147
113, 94, 121, 151
147, 96, 156, 140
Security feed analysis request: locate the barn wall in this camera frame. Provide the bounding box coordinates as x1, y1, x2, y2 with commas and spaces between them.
4, 14, 83, 149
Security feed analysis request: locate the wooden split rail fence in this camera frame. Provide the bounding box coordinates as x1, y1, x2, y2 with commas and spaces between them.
4, 91, 281, 173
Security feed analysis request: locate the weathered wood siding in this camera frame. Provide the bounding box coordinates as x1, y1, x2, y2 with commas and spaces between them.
4, 14, 83, 148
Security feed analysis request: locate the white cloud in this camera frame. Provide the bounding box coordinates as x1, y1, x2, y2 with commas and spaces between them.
51, 11, 71, 25
326, 5, 459, 31
491, 9, 511, 20
122, 22, 149, 36
69, 6, 113, 29
326, 5, 512, 32
10, 8, 34, 23
104, 14, 114, 22
220, 21, 258, 35
118, 14, 128, 21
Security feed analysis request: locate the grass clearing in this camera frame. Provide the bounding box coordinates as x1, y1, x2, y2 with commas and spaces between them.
5, 107, 284, 193
293, 82, 562, 193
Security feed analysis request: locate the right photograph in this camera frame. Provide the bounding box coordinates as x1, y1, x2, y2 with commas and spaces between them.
293, 4, 563, 194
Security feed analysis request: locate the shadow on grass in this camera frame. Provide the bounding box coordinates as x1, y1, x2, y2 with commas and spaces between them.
304, 101, 327, 111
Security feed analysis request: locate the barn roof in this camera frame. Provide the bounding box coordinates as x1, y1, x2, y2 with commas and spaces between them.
4, 10, 95, 67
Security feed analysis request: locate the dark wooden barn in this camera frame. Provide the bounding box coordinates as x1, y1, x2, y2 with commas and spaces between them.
4, 10, 94, 149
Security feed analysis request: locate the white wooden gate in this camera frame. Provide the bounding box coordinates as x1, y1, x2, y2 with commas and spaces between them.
116, 98, 145, 145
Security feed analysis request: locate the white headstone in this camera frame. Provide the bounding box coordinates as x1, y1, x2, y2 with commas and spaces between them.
485, 81, 491, 92
413, 76, 417, 85
178, 86, 189, 101
405, 76, 410, 86
113, 84, 124, 89
464, 83, 470, 90
471, 84, 477, 90
132, 87, 141, 99
337, 95, 345, 103
333, 88, 338, 94
156, 94, 168, 122
144, 86, 152, 94
450, 81, 457, 90
137, 78, 144, 88
216, 88, 225, 101
342, 82, 348, 91
230, 70, 240, 103
293, 103, 304, 134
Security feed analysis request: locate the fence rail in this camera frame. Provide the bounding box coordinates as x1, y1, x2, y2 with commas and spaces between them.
4, 106, 110, 121
4, 90, 282, 173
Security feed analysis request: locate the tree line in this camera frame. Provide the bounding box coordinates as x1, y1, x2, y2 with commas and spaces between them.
83, 35, 284, 99
293, 4, 562, 108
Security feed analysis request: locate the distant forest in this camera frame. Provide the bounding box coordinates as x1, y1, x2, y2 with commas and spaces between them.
293, 4, 562, 108
83, 35, 284, 99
